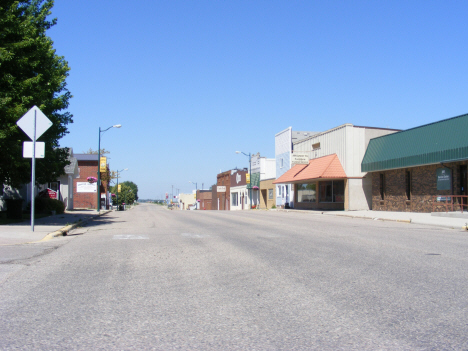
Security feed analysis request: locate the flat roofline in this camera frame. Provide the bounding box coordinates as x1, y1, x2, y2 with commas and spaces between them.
353, 125, 401, 131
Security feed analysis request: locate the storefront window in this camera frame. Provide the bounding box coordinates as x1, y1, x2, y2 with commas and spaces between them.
297, 183, 316, 202
319, 180, 344, 203
268, 189, 273, 199
232, 192, 238, 206
333, 181, 344, 203
319, 182, 332, 202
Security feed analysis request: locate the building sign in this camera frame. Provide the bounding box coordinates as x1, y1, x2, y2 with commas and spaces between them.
47, 188, 57, 199
436, 167, 451, 190
291, 152, 309, 165
251, 154, 261, 174
77, 182, 97, 193
100, 156, 107, 172
217, 186, 226, 192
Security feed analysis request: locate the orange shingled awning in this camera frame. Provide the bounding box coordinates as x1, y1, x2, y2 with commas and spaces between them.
273, 154, 347, 184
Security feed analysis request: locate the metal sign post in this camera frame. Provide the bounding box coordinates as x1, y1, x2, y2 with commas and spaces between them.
31, 109, 36, 231
17, 106, 52, 232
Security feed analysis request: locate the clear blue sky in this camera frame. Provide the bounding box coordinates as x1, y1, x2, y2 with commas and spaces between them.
48, 0, 468, 199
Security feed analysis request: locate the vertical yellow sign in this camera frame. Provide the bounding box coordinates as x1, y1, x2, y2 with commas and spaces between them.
100, 156, 107, 172
246, 173, 250, 184
118, 184, 121, 192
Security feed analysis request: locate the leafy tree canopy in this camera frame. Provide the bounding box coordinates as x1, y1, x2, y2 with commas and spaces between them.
0, 0, 72, 188
110, 183, 135, 205
120, 180, 138, 201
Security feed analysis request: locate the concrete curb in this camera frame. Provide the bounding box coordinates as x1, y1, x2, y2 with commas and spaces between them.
39, 210, 112, 242
276, 209, 468, 230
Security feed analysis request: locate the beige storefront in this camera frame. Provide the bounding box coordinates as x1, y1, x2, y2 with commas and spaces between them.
259, 179, 276, 209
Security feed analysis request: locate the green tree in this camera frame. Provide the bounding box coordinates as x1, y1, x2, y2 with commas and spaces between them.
111, 183, 135, 205
120, 180, 138, 201
0, 0, 72, 189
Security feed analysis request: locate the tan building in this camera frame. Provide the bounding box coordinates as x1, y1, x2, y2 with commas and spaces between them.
276, 124, 398, 211
179, 192, 196, 210
259, 179, 276, 209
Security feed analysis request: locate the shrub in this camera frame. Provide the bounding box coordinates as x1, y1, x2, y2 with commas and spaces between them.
30, 197, 65, 214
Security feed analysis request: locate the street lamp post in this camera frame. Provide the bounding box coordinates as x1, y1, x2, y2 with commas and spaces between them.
189, 181, 198, 190
116, 168, 128, 210
236, 151, 252, 209
97, 124, 121, 212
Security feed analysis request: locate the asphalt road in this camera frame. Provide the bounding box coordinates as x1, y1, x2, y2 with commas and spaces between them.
1, 203, 467, 350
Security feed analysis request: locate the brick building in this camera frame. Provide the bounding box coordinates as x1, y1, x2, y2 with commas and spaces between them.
216, 170, 232, 210
197, 190, 212, 210
73, 154, 109, 209
362, 113, 468, 212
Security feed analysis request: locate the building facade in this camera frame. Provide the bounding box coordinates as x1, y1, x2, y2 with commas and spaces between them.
179, 192, 196, 210
1, 148, 79, 211
230, 169, 249, 210
197, 190, 212, 210
276, 124, 398, 211
216, 170, 231, 210
250, 153, 276, 209
73, 154, 110, 209
275, 128, 317, 208
362, 113, 468, 213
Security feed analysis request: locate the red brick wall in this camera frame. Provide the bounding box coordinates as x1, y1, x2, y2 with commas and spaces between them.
197, 190, 212, 210
371, 161, 467, 212
217, 171, 231, 210
73, 160, 103, 209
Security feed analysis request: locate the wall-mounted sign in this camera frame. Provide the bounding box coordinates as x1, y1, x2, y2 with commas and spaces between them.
436, 167, 451, 190
292, 152, 309, 165
77, 182, 97, 193
217, 186, 226, 192
100, 156, 107, 172
251, 154, 261, 173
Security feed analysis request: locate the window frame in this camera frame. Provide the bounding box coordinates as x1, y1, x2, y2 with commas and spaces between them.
297, 183, 317, 203
405, 170, 411, 200
380, 173, 385, 200
232, 192, 238, 207
318, 180, 345, 203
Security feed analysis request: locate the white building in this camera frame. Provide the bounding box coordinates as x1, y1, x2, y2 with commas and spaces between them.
276, 124, 398, 211
0, 148, 79, 211
275, 127, 317, 208
230, 169, 250, 210
250, 153, 275, 207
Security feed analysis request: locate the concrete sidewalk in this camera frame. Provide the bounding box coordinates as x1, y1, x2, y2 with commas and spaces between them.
282, 208, 468, 230
0, 209, 112, 245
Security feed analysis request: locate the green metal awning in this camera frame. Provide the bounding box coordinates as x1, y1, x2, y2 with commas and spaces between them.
248, 172, 260, 188
362, 113, 468, 172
